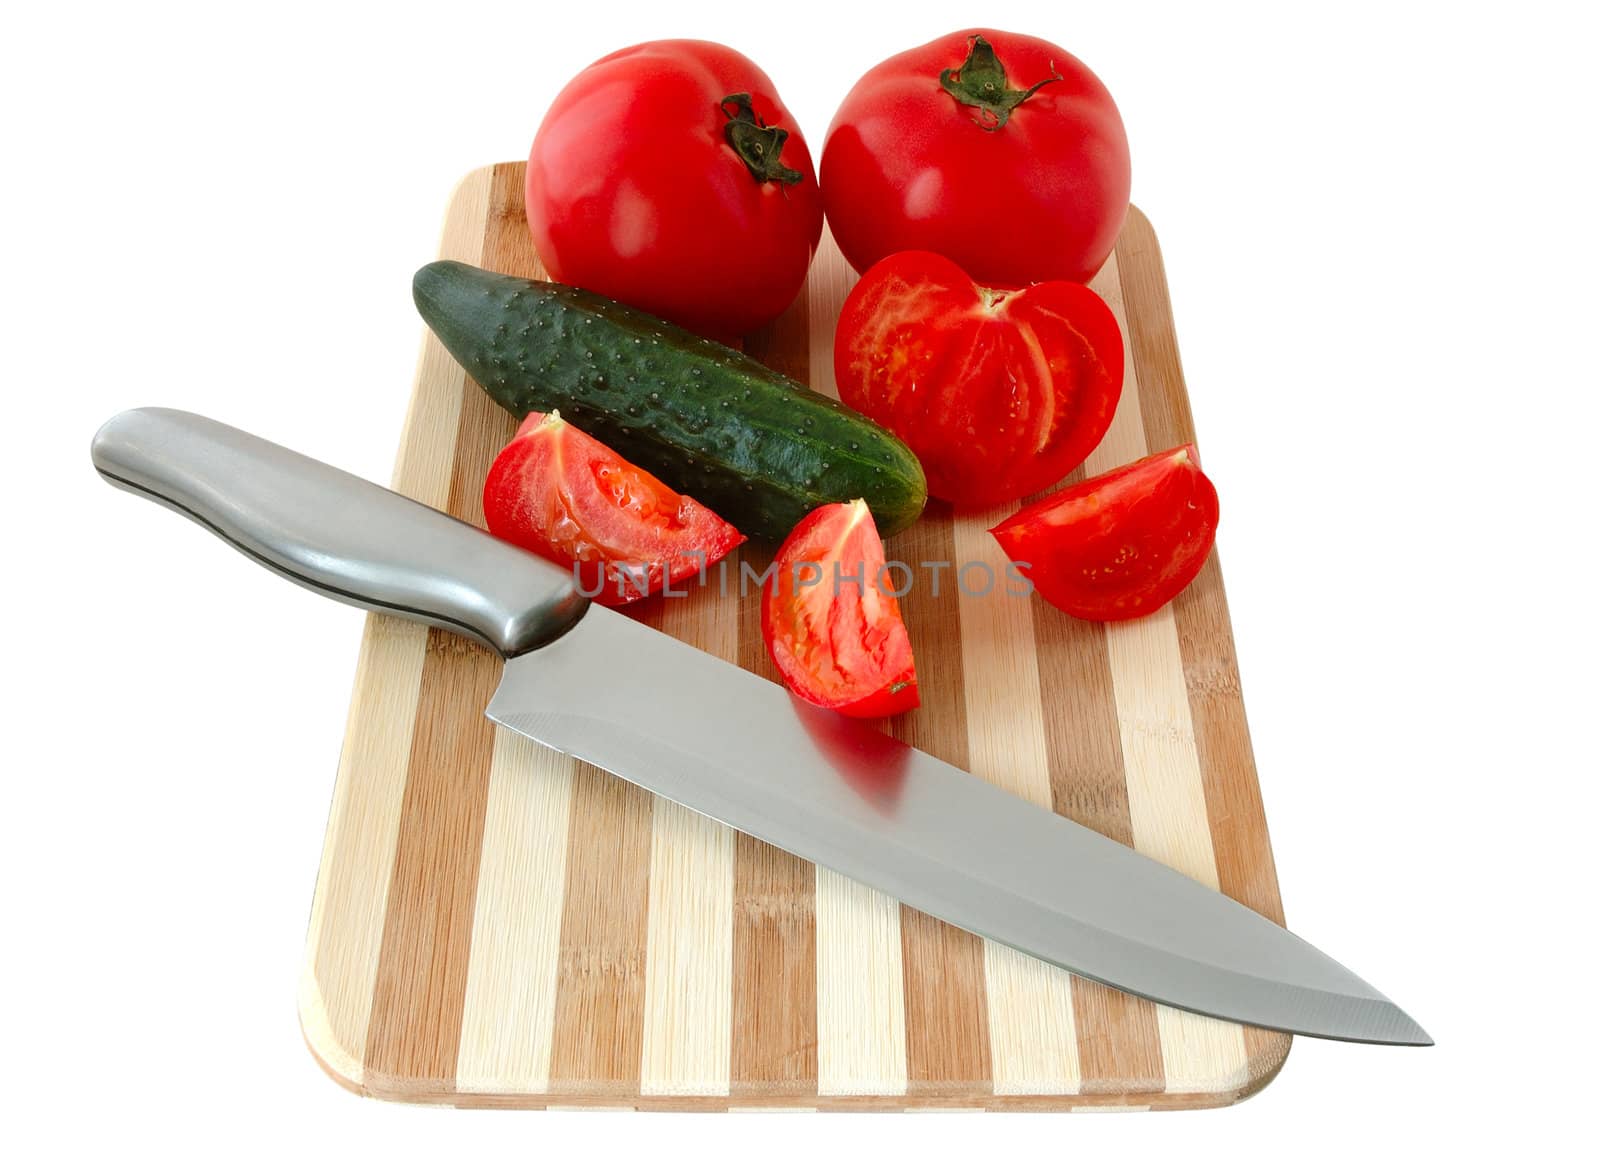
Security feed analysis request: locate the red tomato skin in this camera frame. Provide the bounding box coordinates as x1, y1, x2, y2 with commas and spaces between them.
990, 445, 1218, 621
821, 29, 1130, 287
834, 250, 1123, 507
836, 679, 922, 720
484, 412, 745, 608
526, 40, 823, 339
761, 501, 919, 718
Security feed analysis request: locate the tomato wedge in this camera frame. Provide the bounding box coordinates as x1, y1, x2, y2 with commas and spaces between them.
761, 500, 919, 718
990, 445, 1218, 621
834, 250, 1123, 507
484, 411, 745, 607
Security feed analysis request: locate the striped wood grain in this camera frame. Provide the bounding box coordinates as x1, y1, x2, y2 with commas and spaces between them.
298, 164, 1291, 1110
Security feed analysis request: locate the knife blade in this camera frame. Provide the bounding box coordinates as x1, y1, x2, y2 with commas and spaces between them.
91, 408, 1430, 1047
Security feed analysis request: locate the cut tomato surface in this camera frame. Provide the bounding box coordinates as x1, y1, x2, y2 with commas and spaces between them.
483, 411, 745, 607
834, 250, 1123, 507
761, 499, 919, 718
991, 444, 1218, 621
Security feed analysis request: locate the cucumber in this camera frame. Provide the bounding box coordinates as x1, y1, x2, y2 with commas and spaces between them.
413, 261, 926, 540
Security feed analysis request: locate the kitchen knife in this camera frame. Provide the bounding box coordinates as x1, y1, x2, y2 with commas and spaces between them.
91, 407, 1430, 1047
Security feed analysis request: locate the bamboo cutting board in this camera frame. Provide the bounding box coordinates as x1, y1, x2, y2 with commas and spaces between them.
298, 162, 1291, 1111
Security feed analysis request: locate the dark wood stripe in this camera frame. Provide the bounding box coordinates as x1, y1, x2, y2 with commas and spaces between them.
362, 626, 502, 1093
730, 826, 819, 1096
362, 170, 522, 1093
730, 537, 819, 1098
742, 283, 811, 381
1116, 207, 1292, 1080
729, 287, 820, 1100
1113, 207, 1196, 457
547, 763, 655, 1094
881, 502, 992, 1096
363, 337, 512, 1093
470, 160, 664, 1096
1023, 466, 1165, 1091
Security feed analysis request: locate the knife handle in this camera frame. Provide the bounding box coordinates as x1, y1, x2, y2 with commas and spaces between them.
90, 407, 589, 658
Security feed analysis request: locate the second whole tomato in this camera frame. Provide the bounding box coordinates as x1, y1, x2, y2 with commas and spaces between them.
834, 250, 1124, 506
821, 29, 1131, 287
526, 40, 823, 339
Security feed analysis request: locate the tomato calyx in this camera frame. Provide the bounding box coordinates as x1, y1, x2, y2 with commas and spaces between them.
720, 93, 804, 185
937, 34, 1062, 131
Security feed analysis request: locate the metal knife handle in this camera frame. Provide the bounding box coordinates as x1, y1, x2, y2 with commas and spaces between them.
90, 407, 589, 657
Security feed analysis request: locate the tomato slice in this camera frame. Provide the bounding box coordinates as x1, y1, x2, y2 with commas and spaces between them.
484, 411, 745, 607
761, 500, 919, 718
990, 445, 1218, 621
834, 249, 1123, 507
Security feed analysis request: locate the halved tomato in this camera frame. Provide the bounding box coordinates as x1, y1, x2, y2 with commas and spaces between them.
990, 444, 1218, 621
484, 411, 745, 607
833, 250, 1123, 507
761, 499, 919, 718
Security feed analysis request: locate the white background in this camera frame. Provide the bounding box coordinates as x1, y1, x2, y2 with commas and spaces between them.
5, 0, 1596, 1143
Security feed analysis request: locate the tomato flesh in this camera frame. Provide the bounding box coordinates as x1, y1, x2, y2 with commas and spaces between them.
526, 40, 823, 338
821, 29, 1130, 286
762, 500, 919, 718
484, 412, 745, 607
990, 445, 1218, 621
834, 250, 1123, 507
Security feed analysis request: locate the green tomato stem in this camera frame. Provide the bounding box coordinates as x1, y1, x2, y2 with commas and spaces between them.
938, 35, 1062, 130
720, 93, 804, 185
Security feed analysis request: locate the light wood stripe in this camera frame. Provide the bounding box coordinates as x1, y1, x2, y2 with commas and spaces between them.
950, 510, 1054, 811
444, 165, 590, 1096
1103, 609, 1250, 1093
299, 615, 430, 1086
299, 165, 493, 1087
482, 161, 662, 1097
1024, 484, 1166, 1094
1090, 251, 1250, 1094
1115, 207, 1292, 1084
639, 590, 738, 1096
815, 869, 907, 1095
950, 509, 1081, 1095
454, 736, 575, 1092
640, 800, 735, 1095
802, 227, 911, 1098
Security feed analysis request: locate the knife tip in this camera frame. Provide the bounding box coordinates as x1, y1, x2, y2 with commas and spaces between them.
1368, 1001, 1434, 1047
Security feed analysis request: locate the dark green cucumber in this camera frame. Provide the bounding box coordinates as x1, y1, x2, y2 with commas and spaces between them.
413, 260, 926, 540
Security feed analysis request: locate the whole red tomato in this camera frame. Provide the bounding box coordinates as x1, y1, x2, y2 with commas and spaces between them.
821, 29, 1130, 286
526, 40, 823, 339
834, 250, 1123, 506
